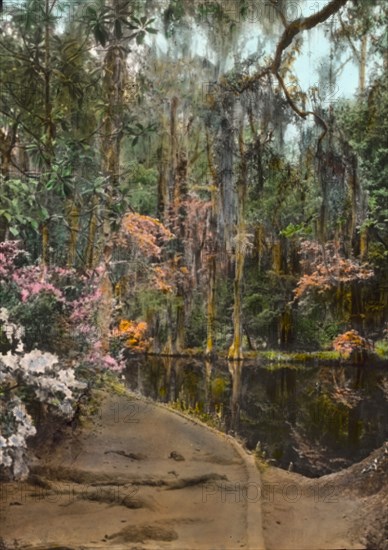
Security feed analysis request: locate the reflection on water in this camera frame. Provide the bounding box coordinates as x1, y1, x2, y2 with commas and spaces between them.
124, 357, 388, 477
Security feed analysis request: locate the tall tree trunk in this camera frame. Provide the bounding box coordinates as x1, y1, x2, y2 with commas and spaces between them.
206, 253, 217, 356
346, 153, 361, 252
168, 96, 179, 211
0, 122, 18, 240
228, 126, 247, 361
272, 240, 282, 273
66, 200, 80, 268
162, 96, 179, 352
280, 305, 293, 348
205, 129, 218, 357
41, 0, 55, 275
359, 34, 367, 93
228, 239, 245, 360
157, 143, 169, 220
96, 31, 127, 349
174, 151, 188, 352
84, 194, 99, 268
360, 226, 368, 260
0, 122, 17, 179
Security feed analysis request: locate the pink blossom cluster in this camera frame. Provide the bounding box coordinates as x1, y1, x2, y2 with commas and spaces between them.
67, 272, 103, 349
0, 242, 125, 375
69, 288, 102, 323
85, 341, 125, 372
12, 266, 64, 303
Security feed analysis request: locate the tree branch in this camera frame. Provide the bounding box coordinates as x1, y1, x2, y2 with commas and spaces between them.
272, 0, 349, 74
275, 73, 328, 152
338, 13, 361, 63
269, 0, 287, 28
268, 1, 348, 150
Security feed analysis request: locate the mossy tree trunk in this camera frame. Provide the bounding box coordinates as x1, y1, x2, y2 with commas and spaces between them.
228, 125, 247, 361
205, 128, 219, 357
97, 4, 129, 351
40, 0, 56, 276
359, 34, 367, 94
157, 118, 169, 220
0, 121, 18, 240
66, 200, 80, 268
174, 151, 188, 353
84, 194, 99, 269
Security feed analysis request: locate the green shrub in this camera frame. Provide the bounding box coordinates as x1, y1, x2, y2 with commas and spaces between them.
375, 339, 388, 359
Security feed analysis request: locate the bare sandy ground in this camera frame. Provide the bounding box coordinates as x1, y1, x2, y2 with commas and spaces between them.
1, 388, 386, 550
261, 441, 387, 550
0, 390, 265, 549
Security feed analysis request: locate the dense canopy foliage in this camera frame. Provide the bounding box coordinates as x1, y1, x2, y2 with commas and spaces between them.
0, 0, 386, 351
0, 0, 387, 478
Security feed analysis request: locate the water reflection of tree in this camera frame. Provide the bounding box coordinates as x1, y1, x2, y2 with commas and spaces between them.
228, 361, 242, 434
264, 367, 298, 427
175, 360, 204, 409
204, 360, 230, 428
125, 358, 387, 474
302, 366, 387, 456
148, 357, 170, 401
331, 367, 363, 409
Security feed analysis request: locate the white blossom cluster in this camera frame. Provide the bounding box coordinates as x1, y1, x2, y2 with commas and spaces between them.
0, 308, 86, 480
0, 397, 37, 480
0, 307, 24, 353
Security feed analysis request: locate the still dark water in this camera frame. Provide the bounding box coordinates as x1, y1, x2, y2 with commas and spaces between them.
124, 357, 388, 477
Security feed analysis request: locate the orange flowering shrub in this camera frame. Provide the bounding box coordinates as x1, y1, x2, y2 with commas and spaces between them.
151, 266, 174, 293
120, 213, 173, 258
295, 240, 374, 299
333, 330, 373, 360
112, 319, 149, 351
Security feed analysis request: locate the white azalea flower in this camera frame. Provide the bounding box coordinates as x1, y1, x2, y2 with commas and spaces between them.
0, 298, 90, 481
2, 453, 12, 468
1, 351, 19, 371
20, 350, 56, 373
15, 326, 25, 341
57, 369, 76, 385
8, 434, 26, 447
0, 307, 9, 322
12, 405, 27, 422
17, 422, 36, 438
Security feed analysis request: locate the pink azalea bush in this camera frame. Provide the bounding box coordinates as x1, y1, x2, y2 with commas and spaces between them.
0, 241, 100, 356
0, 241, 126, 480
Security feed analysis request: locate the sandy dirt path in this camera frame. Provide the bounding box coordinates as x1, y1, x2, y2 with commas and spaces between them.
1, 388, 385, 550
260, 440, 387, 550
0, 391, 265, 549
260, 466, 366, 549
